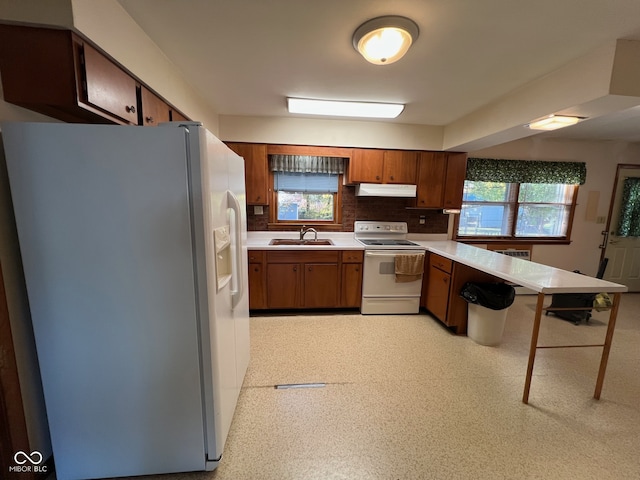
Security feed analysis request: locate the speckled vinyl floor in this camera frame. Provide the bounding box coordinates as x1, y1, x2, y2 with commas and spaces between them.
115, 294, 640, 480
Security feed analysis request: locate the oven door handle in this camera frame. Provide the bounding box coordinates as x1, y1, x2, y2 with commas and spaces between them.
364, 251, 425, 257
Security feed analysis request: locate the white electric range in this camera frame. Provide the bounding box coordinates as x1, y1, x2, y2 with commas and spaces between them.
354, 221, 426, 314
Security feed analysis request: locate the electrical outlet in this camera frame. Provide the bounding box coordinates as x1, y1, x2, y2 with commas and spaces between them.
419, 216, 426, 225
254, 206, 264, 215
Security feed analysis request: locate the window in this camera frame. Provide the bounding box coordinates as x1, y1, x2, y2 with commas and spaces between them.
457, 158, 585, 242
273, 172, 339, 222
269, 154, 345, 225
458, 181, 577, 239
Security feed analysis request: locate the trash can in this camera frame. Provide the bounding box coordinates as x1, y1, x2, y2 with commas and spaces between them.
460, 282, 515, 346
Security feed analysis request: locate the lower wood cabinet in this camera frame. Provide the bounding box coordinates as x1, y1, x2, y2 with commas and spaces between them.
248, 249, 363, 310
248, 251, 267, 309
424, 252, 500, 334
341, 250, 364, 307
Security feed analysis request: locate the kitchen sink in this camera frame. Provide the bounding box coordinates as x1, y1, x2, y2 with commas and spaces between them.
269, 239, 334, 246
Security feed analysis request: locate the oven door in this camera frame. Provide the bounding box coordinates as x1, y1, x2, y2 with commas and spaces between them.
361, 249, 425, 314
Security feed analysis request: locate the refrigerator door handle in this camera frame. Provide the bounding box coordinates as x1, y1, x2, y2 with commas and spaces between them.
227, 190, 244, 309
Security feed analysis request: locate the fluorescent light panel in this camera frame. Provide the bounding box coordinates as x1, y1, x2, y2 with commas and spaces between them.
287, 98, 404, 119
527, 115, 582, 131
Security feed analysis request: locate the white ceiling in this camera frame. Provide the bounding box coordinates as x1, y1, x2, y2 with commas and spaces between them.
117, 0, 640, 145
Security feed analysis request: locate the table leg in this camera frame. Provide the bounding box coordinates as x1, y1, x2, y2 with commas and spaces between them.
594, 292, 622, 399
523, 292, 546, 404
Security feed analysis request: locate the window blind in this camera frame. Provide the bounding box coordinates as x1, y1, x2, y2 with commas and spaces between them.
274, 172, 339, 193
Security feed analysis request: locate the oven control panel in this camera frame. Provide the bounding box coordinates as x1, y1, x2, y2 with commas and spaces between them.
354, 221, 408, 234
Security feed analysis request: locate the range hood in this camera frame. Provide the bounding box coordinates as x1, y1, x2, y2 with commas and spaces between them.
355, 183, 417, 197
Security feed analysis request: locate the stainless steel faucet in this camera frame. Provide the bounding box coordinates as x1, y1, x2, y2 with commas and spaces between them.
300, 225, 318, 241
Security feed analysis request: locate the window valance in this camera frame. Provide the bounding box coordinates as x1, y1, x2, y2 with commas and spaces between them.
269, 155, 345, 174
466, 158, 587, 185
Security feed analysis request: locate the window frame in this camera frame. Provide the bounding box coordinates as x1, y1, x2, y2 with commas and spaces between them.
455, 181, 579, 244
268, 170, 344, 229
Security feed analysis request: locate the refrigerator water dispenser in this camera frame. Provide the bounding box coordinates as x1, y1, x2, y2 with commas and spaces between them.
214, 225, 232, 291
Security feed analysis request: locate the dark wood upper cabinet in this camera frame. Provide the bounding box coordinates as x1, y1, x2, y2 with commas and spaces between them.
416, 152, 447, 208
140, 86, 171, 126
346, 149, 418, 184
0, 24, 188, 126
226, 143, 269, 205
0, 25, 136, 124
346, 148, 385, 183
82, 43, 139, 124
415, 151, 468, 209
443, 153, 468, 209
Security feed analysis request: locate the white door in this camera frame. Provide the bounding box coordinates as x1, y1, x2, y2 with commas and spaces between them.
602, 165, 640, 291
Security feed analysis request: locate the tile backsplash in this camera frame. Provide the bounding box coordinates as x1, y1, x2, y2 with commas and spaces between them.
246, 185, 449, 233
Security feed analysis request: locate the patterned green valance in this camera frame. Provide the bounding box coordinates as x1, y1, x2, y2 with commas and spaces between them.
616, 177, 640, 237
269, 155, 345, 174
466, 158, 586, 185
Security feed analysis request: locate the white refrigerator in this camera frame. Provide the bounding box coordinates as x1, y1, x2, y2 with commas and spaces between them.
1, 122, 250, 480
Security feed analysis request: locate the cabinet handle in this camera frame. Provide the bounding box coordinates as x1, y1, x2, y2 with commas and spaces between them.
390, 175, 395, 180
253, 267, 259, 272
145, 116, 154, 124
293, 266, 297, 272
126, 105, 136, 113
308, 266, 313, 271
376, 175, 380, 180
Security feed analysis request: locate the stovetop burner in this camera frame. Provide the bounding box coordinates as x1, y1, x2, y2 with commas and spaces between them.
359, 239, 420, 246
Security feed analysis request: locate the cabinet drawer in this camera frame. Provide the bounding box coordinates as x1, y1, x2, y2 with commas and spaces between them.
429, 254, 452, 273
342, 250, 364, 263
248, 250, 265, 263
267, 250, 339, 263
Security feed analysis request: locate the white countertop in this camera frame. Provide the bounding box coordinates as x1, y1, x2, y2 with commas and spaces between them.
420, 240, 627, 294
247, 232, 628, 294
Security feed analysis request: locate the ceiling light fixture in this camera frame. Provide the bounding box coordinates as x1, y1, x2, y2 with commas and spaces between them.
287, 98, 404, 118
352, 16, 419, 65
526, 115, 584, 131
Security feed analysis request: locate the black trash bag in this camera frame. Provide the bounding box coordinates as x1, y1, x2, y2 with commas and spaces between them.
460, 282, 515, 310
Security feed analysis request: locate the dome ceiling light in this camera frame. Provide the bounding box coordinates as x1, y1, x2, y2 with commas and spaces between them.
526, 115, 585, 130
352, 15, 420, 65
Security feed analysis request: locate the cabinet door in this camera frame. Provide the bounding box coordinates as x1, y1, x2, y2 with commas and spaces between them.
267, 264, 300, 308
426, 265, 451, 323
383, 150, 418, 184
341, 263, 363, 307
170, 110, 188, 122
227, 143, 269, 205
304, 264, 339, 308
443, 153, 468, 209
82, 43, 139, 124
347, 149, 384, 183
248, 262, 267, 309
416, 152, 447, 208
140, 86, 171, 126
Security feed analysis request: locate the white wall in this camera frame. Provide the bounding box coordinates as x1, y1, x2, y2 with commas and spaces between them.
471, 136, 640, 276
219, 114, 445, 151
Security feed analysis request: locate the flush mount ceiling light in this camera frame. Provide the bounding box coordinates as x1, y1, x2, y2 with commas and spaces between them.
352, 15, 419, 65
287, 97, 404, 118
526, 115, 584, 131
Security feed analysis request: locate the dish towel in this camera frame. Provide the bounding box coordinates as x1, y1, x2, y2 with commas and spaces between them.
395, 253, 425, 283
